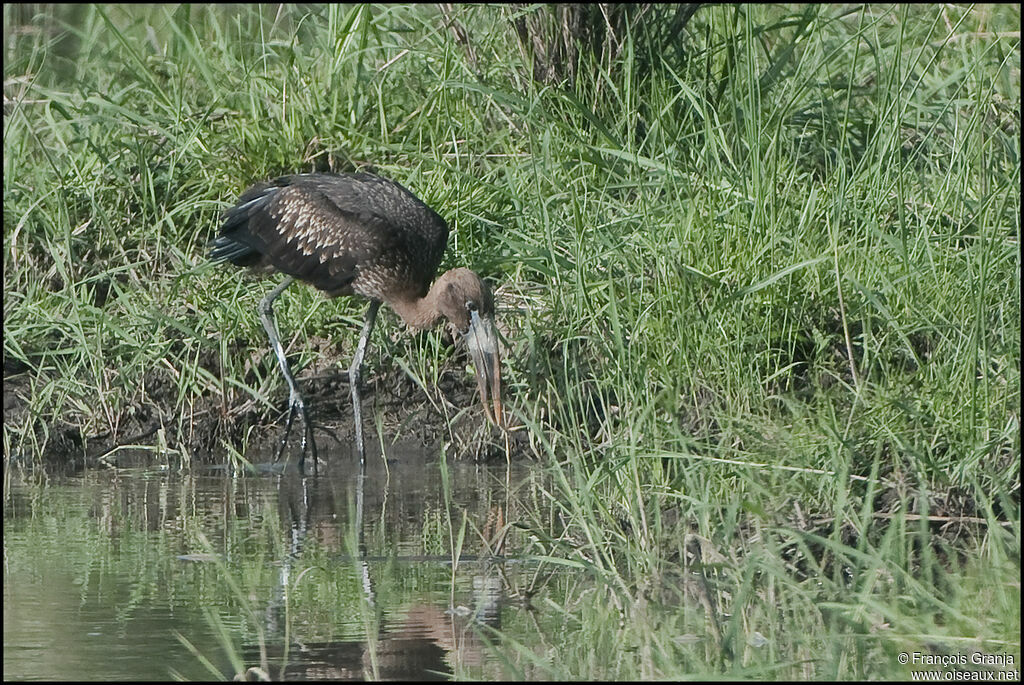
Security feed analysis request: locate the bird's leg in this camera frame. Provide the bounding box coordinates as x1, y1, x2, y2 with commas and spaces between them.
258, 276, 318, 474
349, 300, 380, 467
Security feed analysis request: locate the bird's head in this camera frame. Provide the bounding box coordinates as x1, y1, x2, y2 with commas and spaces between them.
434, 268, 504, 428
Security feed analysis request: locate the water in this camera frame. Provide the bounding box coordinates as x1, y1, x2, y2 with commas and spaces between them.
4, 443, 546, 681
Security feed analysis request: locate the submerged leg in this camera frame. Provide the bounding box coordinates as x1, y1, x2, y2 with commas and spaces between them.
349, 300, 380, 466
258, 276, 319, 475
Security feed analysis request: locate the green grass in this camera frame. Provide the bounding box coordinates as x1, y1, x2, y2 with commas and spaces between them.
3, 3, 1019, 679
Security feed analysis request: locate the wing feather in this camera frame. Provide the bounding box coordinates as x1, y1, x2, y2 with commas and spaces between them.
210, 174, 449, 298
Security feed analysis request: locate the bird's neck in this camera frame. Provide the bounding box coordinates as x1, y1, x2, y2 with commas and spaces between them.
389, 283, 444, 331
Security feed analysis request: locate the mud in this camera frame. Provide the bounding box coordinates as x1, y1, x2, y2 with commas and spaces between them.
3, 347, 524, 471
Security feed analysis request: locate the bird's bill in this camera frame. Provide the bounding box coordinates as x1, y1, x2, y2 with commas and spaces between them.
466, 310, 504, 428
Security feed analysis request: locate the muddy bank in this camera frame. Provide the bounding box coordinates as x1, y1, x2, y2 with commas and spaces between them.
3, 348, 521, 472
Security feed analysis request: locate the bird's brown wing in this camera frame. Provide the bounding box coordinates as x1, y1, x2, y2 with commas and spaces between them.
213, 174, 449, 298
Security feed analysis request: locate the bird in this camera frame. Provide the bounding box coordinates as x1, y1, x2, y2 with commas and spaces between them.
209, 172, 503, 474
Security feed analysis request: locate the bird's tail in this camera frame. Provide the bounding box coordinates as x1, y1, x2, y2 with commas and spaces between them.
208, 183, 280, 265
207, 234, 257, 264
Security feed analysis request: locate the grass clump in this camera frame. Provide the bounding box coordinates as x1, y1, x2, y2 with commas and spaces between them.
3, 3, 1019, 679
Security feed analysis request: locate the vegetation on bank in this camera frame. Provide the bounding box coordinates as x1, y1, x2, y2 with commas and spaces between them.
4, 4, 1019, 678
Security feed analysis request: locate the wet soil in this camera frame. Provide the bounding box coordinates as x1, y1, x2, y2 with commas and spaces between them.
3, 349, 523, 471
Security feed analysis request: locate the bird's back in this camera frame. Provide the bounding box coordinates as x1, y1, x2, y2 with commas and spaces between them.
210, 173, 449, 301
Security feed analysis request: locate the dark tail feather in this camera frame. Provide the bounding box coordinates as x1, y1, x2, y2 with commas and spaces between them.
209, 184, 280, 266
208, 235, 259, 265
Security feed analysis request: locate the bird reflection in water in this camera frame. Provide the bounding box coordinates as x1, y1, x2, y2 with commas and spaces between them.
239, 464, 509, 681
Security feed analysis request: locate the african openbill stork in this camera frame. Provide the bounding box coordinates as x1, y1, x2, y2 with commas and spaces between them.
209, 172, 503, 473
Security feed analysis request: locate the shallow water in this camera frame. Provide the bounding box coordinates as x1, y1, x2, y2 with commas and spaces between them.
4, 442, 546, 681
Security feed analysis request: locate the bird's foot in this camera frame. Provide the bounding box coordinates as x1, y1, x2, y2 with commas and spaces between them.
273, 391, 319, 475
291, 391, 318, 475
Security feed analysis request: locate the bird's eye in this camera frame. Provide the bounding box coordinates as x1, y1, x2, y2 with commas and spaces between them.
466, 300, 478, 312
